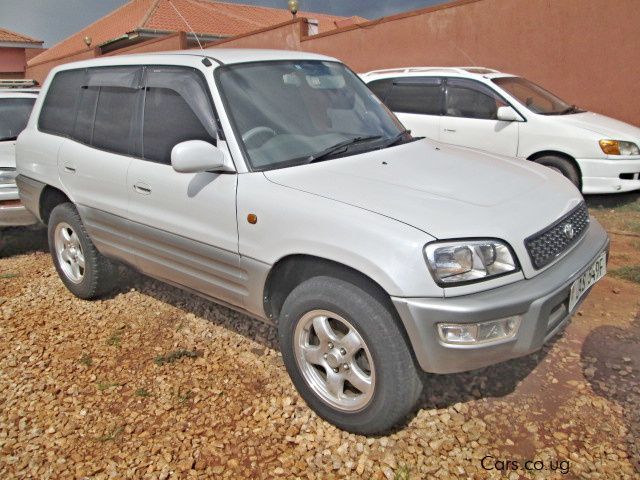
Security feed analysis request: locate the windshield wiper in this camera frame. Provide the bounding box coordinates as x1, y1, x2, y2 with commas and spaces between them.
0, 135, 18, 142
550, 105, 581, 115
307, 135, 382, 163
381, 129, 417, 148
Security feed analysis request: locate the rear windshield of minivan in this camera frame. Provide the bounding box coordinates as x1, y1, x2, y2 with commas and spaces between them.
0, 97, 36, 141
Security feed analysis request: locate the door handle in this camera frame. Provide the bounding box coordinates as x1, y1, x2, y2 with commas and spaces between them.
443, 128, 457, 133
133, 182, 152, 195
63, 165, 76, 173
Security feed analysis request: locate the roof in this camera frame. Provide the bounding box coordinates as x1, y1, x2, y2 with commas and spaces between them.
29, 0, 362, 66
50, 48, 337, 72
361, 66, 513, 80
0, 27, 43, 45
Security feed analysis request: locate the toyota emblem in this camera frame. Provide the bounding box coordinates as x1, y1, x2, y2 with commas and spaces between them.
563, 223, 575, 240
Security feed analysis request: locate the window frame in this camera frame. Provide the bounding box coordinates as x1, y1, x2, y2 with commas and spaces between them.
139, 65, 220, 165
36, 64, 223, 164
383, 76, 445, 116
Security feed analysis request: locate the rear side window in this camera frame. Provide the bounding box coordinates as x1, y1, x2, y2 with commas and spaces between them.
367, 78, 394, 101
445, 78, 507, 120
142, 67, 217, 164
39, 69, 85, 136
385, 77, 443, 115
87, 67, 141, 156
0, 97, 36, 141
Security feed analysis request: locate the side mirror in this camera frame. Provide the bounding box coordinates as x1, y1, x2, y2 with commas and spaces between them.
171, 140, 235, 174
497, 106, 524, 122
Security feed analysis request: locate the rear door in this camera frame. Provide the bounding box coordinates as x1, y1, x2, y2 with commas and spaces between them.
54, 66, 142, 219
440, 77, 519, 156
368, 77, 443, 140
125, 66, 243, 306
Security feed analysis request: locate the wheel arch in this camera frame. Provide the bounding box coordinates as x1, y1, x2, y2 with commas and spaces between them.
263, 254, 397, 325
527, 150, 582, 187
39, 185, 72, 224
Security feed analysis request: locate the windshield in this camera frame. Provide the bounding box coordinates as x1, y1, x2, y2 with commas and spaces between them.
216, 60, 406, 171
0, 97, 36, 141
492, 77, 581, 115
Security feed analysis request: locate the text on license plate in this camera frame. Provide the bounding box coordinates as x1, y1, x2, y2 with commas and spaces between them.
569, 252, 607, 312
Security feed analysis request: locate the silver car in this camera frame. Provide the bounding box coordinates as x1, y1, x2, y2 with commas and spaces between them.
0, 90, 38, 226
15, 49, 608, 434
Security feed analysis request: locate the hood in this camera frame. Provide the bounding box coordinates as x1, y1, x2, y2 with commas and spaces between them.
552, 112, 640, 141
264, 139, 584, 277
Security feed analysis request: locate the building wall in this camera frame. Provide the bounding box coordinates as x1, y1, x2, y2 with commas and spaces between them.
24, 0, 640, 126
0, 47, 27, 76
209, 0, 640, 127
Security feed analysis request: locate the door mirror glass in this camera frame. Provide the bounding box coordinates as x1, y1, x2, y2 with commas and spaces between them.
497, 106, 523, 122
171, 140, 234, 173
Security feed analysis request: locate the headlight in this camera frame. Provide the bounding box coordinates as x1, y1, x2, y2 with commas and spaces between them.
599, 139, 640, 156
0, 168, 18, 187
425, 239, 519, 285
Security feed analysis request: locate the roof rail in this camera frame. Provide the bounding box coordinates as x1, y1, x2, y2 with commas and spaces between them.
362, 66, 501, 76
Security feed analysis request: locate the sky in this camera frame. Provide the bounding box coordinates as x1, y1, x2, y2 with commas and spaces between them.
1, 0, 447, 47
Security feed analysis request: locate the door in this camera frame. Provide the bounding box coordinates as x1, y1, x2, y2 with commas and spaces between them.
56, 66, 142, 219
126, 66, 243, 306
440, 77, 519, 157
369, 77, 443, 141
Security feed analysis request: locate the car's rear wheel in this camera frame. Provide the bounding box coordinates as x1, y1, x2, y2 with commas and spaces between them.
534, 155, 581, 189
278, 276, 422, 434
48, 203, 117, 299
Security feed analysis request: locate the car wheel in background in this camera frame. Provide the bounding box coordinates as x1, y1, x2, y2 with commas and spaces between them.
278, 276, 423, 434
48, 203, 118, 299
534, 155, 581, 189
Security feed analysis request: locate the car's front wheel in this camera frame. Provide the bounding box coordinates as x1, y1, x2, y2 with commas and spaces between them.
534, 155, 581, 189
48, 203, 117, 299
278, 276, 423, 434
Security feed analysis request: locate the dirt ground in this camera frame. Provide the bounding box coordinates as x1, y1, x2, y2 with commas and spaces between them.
0, 193, 638, 479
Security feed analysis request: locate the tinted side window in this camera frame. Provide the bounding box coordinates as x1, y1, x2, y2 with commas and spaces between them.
92, 87, 139, 155
445, 78, 507, 120
39, 69, 85, 136
0, 98, 36, 140
73, 86, 98, 145
142, 67, 217, 164
367, 78, 394, 101
385, 78, 443, 115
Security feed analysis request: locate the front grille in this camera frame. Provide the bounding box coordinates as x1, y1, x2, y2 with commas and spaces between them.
525, 203, 589, 269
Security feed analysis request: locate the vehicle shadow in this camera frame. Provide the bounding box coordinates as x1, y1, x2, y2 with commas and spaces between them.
581, 313, 640, 473
584, 191, 640, 209
0, 225, 48, 258
109, 266, 553, 432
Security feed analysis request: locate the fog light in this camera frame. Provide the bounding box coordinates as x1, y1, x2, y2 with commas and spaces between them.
437, 316, 522, 345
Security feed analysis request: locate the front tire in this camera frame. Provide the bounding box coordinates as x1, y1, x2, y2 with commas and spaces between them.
278, 276, 423, 434
48, 203, 117, 299
534, 155, 581, 189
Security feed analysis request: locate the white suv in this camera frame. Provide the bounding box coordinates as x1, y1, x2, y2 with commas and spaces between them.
0, 90, 38, 226
16, 50, 608, 433
362, 67, 640, 194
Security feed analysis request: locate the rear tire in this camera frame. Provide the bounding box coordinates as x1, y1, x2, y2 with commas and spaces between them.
534, 155, 581, 189
48, 203, 117, 299
278, 276, 423, 434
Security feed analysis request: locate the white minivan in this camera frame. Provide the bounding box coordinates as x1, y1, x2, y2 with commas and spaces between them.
362, 67, 640, 194
16, 50, 608, 433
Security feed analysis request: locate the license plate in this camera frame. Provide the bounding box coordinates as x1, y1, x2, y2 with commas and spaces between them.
569, 252, 607, 312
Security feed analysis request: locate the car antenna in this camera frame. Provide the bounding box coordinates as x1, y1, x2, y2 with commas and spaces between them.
168, 0, 204, 51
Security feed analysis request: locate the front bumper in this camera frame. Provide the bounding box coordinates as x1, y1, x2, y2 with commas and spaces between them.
0, 185, 38, 227
392, 220, 610, 374
578, 157, 640, 194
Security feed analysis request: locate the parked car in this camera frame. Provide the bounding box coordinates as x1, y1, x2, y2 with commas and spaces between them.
362, 67, 640, 194
0, 90, 39, 227
16, 50, 609, 434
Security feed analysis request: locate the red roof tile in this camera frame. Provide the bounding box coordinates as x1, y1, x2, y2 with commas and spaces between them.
29, 0, 363, 65
0, 27, 43, 45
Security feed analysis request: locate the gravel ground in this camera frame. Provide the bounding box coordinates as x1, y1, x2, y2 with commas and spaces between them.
0, 204, 639, 479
